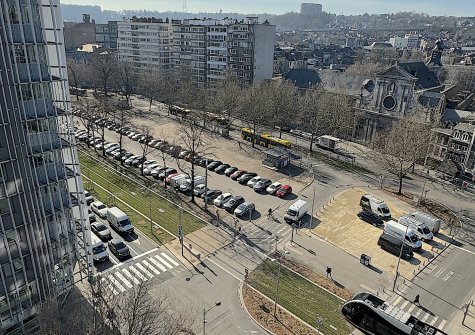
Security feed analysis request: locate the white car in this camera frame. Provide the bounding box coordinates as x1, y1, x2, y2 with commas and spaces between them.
266, 182, 282, 195
193, 184, 207, 197
143, 163, 161, 175
124, 155, 139, 165
103, 142, 119, 150
139, 160, 156, 170
247, 176, 262, 188
91, 201, 108, 219
214, 193, 232, 207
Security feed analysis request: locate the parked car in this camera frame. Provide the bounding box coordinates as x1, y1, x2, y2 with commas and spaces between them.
207, 161, 223, 171
247, 176, 262, 187
114, 150, 129, 160
266, 182, 282, 195
165, 173, 179, 184
193, 184, 207, 197
357, 210, 384, 227
139, 160, 156, 170
131, 156, 146, 167
234, 202, 255, 218
105, 145, 120, 155
197, 158, 211, 167
223, 196, 245, 212
124, 155, 139, 165
139, 135, 153, 143
230, 170, 247, 180
276, 185, 292, 198
108, 239, 130, 260
120, 152, 134, 162
84, 191, 94, 205
88, 210, 96, 223
237, 172, 257, 184
104, 142, 119, 151
143, 163, 161, 175
254, 179, 272, 192
203, 190, 222, 203
91, 221, 111, 240
131, 133, 142, 141
178, 150, 190, 159
214, 193, 232, 207
158, 168, 178, 181
151, 166, 168, 178
224, 167, 238, 176
91, 201, 108, 219
214, 164, 231, 174
127, 132, 137, 139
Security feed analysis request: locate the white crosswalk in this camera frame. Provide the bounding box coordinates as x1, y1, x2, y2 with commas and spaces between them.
100, 252, 181, 295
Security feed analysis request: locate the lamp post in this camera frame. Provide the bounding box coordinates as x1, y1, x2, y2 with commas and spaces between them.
204, 158, 208, 211
393, 223, 410, 292
203, 301, 221, 335
273, 250, 290, 317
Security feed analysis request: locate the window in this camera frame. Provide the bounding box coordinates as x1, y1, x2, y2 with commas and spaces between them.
0, 199, 9, 214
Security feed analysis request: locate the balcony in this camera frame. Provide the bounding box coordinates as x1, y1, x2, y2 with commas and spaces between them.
0, 147, 10, 163
16, 63, 49, 83
22, 98, 55, 120
10, 24, 43, 43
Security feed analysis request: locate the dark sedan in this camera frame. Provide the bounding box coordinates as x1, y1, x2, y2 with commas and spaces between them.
108, 239, 130, 260
237, 172, 257, 184
253, 179, 273, 192
223, 196, 245, 212
214, 164, 231, 174
203, 190, 222, 203
207, 161, 223, 171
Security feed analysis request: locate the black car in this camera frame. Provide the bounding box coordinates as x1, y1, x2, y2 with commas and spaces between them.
203, 190, 222, 203
237, 172, 257, 184
224, 166, 238, 176
253, 179, 273, 192
120, 152, 134, 162
223, 196, 245, 212
357, 210, 384, 226
207, 161, 223, 171
214, 164, 231, 174
197, 158, 210, 167
131, 156, 146, 167
108, 239, 131, 260
88, 210, 96, 223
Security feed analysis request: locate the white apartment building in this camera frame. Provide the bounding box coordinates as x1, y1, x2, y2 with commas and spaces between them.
389, 34, 421, 49
117, 17, 173, 74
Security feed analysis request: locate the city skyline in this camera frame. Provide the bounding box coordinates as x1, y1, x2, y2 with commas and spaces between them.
63, 0, 475, 17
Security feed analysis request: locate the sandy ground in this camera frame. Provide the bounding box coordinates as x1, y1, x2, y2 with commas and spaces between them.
312, 188, 447, 279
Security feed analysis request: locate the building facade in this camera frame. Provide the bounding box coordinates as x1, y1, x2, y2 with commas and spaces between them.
300, 3, 323, 15
95, 20, 118, 49
0, 1, 90, 333
62, 14, 96, 51
117, 17, 173, 74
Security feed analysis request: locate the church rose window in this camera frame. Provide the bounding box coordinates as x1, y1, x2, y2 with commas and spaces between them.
383, 95, 397, 110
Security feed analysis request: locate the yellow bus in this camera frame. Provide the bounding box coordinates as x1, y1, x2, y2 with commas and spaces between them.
241, 128, 291, 149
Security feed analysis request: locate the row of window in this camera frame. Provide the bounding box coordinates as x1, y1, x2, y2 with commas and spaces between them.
453, 130, 472, 142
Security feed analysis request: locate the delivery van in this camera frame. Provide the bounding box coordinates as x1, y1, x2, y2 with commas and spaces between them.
409, 212, 442, 234
107, 207, 134, 234
360, 194, 391, 219
170, 174, 188, 189
91, 234, 109, 264
179, 176, 205, 192
398, 215, 433, 241
284, 200, 308, 223
377, 233, 413, 260
384, 220, 422, 251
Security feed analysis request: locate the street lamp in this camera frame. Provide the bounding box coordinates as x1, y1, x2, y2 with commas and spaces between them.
203, 301, 221, 335
272, 250, 290, 317
393, 223, 410, 292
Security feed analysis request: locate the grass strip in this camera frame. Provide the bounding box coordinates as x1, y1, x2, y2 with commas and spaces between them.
247, 259, 352, 335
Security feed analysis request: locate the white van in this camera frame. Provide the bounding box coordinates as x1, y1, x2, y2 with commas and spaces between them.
179, 176, 205, 192
360, 194, 391, 219
398, 215, 433, 241
170, 174, 188, 189
91, 234, 109, 264
384, 220, 422, 251
284, 200, 308, 223
409, 212, 442, 234
107, 207, 134, 234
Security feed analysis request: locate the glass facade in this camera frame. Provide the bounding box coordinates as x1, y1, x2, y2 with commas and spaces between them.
0, 0, 91, 333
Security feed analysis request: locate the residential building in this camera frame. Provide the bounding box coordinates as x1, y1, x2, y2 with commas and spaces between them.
300, 3, 323, 16
0, 0, 90, 333
63, 14, 96, 51
117, 17, 173, 74
405, 33, 421, 49
95, 20, 118, 49
389, 36, 409, 49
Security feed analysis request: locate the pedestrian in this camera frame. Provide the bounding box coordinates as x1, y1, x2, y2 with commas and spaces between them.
414, 294, 420, 306
326, 267, 332, 280
268, 208, 273, 220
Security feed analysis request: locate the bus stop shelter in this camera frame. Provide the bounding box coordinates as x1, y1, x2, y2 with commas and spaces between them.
262, 147, 291, 169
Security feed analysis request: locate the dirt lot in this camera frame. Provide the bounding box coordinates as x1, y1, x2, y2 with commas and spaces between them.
312, 188, 447, 279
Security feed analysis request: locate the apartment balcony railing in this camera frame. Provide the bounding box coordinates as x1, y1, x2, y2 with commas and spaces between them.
10, 24, 43, 43
16, 63, 49, 83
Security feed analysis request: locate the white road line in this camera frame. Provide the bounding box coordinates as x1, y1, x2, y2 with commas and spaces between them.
442, 271, 454, 281
438, 319, 447, 330
142, 260, 161, 275
393, 296, 403, 306
400, 301, 410, 310
434, 267, 446, 278
429, 316, 439, 325
161, 253, 179, 267
149, 256, 167, 272
426, 264, 438, 274
414, 309, 423, 318
100, 248, 159, 274
453, 245, 475, 256
129, 264, 147, 281
101, 278, 119, 295
135, 263, 154, 278
108, 276, 126, 292
115, 271, 132, 288
407, 305, 416, 314
155, 255, 173, 269
421, 313, 430, 322
122, 268, 140, 285
275, 227, 286, 235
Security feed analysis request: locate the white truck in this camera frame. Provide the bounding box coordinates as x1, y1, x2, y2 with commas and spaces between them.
409, 212, 442, 234
398, 215, 433, 241
359, 194, 391, 219
384, 220, 422, 251
179, 176, 205, 192
107, 207, 134, 234
170, 174, 188, 190
284, 200, 308, 223
91, 234, 109, 264
317, 135, 342, 151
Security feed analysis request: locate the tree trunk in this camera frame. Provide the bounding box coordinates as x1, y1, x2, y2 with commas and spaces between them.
190, 161, 195, 203
310, 133, 314, 152
149, 98, 152, 111
279, 128, 282, 139
398, 161, 403, 195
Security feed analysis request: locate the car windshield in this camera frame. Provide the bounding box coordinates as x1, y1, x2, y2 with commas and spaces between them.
422, 227, 431, 234
95, 224, 107, 231
287, 209, 298, 216
93, 244, 106, 254
114, 242, 127, 250
237, 204, 246, 210
119, 219, 131, 227
409, 235, 419, 243
97, 204, 106, 210
381, 206, 390, 214
85, 192, 91, 197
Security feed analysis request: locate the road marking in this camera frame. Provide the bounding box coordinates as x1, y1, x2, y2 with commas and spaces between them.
161, 253, 179, 267
101, 278, 119, 296
114, 272, 132, 288
426, 264, 437, 274
414, 309, 423, 318
135, 263, 154, 278
442, 271, 454, 281
108, 276, 126, 292
100, 248, 159, 274
438, 319, 447, 330
400, 301, 409, 310
421, 313, 430, 322
149, 256, 167, 272
142, 260, 161, 275
275, 227, 286, 235
393, 296, 403, 306
129, 264, 147, 281
434, 267, 445, 278
453, 245, 475, 256
429, 316, 438, 325
122, 268, 140, 285
407, 305, 416, 314
155, 255, 173, 269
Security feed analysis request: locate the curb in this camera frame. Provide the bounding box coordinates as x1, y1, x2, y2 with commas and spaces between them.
238, 281, 276, 335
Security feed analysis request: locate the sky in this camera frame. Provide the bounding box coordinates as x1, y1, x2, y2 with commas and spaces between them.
63, 0, 475, 16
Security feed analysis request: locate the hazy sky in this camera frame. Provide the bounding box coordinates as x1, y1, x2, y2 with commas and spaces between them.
63, 0, 475, 16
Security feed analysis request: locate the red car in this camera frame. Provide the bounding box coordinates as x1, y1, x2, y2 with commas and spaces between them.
276, 185, 292, 198
230, 170, 247, 180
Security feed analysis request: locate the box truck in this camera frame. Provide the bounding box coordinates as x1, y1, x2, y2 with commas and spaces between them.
317, 135, 342, 151
398, 215, 433, 241
284, 200, 308, 223
107, 207, 134, 234
384, 220, 422, 251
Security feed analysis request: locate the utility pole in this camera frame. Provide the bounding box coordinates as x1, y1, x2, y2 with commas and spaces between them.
393, 224, 409, 291
204, 158, 208, 211
178, 207, 183, 256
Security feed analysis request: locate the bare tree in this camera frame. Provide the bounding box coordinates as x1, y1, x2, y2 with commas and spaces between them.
113, 102, 132, 166
137, 125, 156, 176
372, 117, 432, 195
210, 77, 242, 133
77, 100, 98, 148
94, 99, 114, 156
265, 81, 298, 138
138, 75, 159, 111
67, 59, 84, 101
91, 51, 117, 97
116, 61, 138, 107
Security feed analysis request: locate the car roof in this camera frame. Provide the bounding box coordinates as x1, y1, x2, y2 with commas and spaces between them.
221, 192, 232, 197
241, 202, 253, 206
110, 238, 123, 244
281, 185, 291, 189
92, 201, 104, 206
271, 181, 282, 186
231, 196, 243, 200
92, 222, 106, 228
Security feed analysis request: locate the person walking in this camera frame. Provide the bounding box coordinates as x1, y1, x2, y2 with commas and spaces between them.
414, 294, 420, 306
326, 267, 333, 280
267, 208, 273, 220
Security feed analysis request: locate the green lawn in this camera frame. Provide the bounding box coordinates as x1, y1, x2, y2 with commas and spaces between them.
248, 259, 353, 335
79, 152, 206, 245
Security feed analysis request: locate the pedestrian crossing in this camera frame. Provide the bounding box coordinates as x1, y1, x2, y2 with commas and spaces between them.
243, 219, 292, 246
98, 251, 182, 295
386, 294, 447, 331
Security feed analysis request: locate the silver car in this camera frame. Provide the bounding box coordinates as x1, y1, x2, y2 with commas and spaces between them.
214, 193, 232, 207
234, 202, 255, 218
